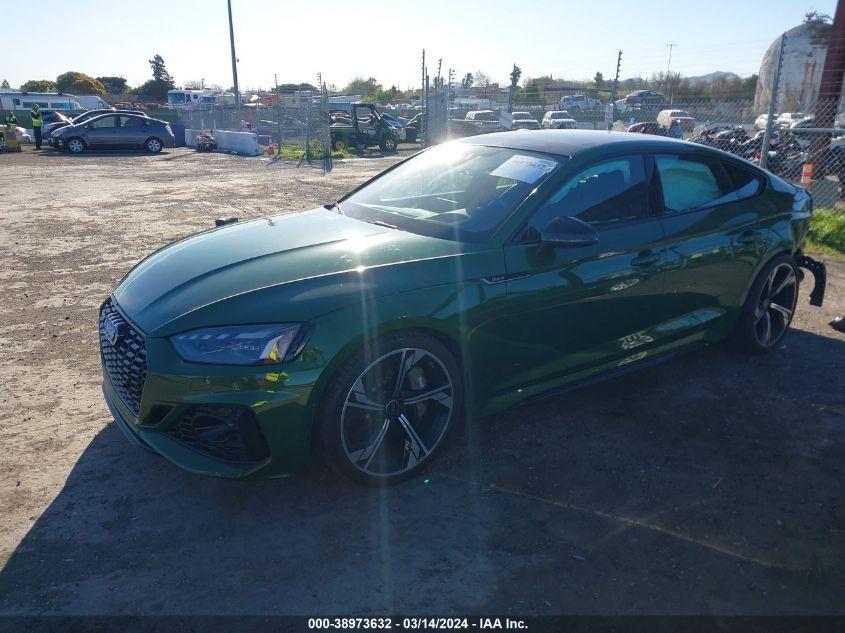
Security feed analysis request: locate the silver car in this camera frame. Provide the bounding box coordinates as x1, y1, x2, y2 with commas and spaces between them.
52, 113, 175, 154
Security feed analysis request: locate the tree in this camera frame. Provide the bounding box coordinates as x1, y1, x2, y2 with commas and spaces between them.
510, 65, 522, 88
57, 71, 96, 92
462, 73, 473, 89
594, 71, 604, 86
134, 54, 175, 101
149, 54, 173, 84
96, 76, 128, 94
343, 77, 381, 99
515, 83, 540, 105
277, 82, 317, 94
1, 79, 9, 89
70, 77, 106, 95
371, 85, 399, 104
20, 79, 57, 92
473, 71, 492, 89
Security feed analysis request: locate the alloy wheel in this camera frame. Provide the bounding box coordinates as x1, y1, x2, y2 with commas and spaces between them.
340, 348, 454, 478
68, 139, 84, 153
147, 139, 162, 153
754, 262, 797, 348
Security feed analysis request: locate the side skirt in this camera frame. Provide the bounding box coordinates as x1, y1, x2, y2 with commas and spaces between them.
517, 343, 706, 408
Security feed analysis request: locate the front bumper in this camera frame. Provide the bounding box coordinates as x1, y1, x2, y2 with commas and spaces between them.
101, 315, 321, 479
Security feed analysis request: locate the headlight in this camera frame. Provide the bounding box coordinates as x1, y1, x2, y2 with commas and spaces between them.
170, 324, 306, 365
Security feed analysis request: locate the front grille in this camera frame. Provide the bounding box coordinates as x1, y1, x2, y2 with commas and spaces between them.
99, 298, 147, 416
167, 406, 270, 463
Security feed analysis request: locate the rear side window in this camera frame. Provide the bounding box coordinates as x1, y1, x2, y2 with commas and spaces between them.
655, 154, 736, 213
721, 161, 763, 200
119, 116, 143, 128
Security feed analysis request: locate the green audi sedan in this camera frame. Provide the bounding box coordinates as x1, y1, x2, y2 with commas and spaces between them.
100, 130, 826, 485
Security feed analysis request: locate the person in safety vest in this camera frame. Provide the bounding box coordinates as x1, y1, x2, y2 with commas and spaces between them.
30, 104, 43, 150
4, 112, 17, 126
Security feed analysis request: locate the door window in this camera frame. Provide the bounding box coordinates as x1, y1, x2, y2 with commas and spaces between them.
88, 116, 116, 129
523, 155, 649, 239
721, 161, 763, 200
655, 154, 736, 213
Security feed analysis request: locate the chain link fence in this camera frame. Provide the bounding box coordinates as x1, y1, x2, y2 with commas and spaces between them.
265, 86, 333, 171
426, 61, 845, 211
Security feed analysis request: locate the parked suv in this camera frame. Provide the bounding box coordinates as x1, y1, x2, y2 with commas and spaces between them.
615, 90, 666, 111
542, 111, 577, 129
464, 110, 501, 133
52, 113, 175, 154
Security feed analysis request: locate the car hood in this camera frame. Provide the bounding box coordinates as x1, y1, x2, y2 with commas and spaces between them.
113, 208, 486, 335
55, 124, 81, 136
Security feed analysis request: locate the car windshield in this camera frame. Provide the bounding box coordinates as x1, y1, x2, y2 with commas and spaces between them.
72, 111, 106, 123
342, 143, 564, 242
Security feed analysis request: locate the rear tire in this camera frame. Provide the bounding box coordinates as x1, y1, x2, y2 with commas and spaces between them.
66, 137, 86, 154
317, 332, 463, 486
732, 253, 799, 353
145, 137, 163, 153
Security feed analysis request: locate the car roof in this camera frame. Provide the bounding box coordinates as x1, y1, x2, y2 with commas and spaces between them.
78, 112, 159, 124
458, 129, 700, 157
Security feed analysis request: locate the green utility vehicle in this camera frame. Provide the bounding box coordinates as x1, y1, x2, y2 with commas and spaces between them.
329, 103, 398, 152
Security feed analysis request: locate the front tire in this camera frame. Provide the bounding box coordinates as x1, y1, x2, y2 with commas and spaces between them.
317, 332, 463, 486
380, 136, 397, 152
145, 137, 163, 153
732, 254, 799, 353
66, 137, 86, 154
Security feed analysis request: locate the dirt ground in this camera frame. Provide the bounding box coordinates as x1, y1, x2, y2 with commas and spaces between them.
0, 146, 844, 616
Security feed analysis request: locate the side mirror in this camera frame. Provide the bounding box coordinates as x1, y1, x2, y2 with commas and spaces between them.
540, 216, 599, 248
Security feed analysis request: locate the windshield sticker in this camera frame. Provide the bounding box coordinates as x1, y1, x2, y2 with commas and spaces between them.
490, 155, 557, 183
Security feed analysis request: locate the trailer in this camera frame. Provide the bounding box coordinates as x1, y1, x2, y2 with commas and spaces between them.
0, 92, 82, 113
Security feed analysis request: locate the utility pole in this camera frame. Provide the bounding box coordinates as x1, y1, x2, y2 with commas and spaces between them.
665, 43, 676, 101
812, 1, 845, 176
760, 35, 786, 171
611, 50, 622, 109
274, 73, 282, 154
421, 49, 426, 145
227, 0, 240, 115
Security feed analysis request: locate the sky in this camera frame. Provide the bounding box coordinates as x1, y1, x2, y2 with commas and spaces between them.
2, 0, 838, 92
